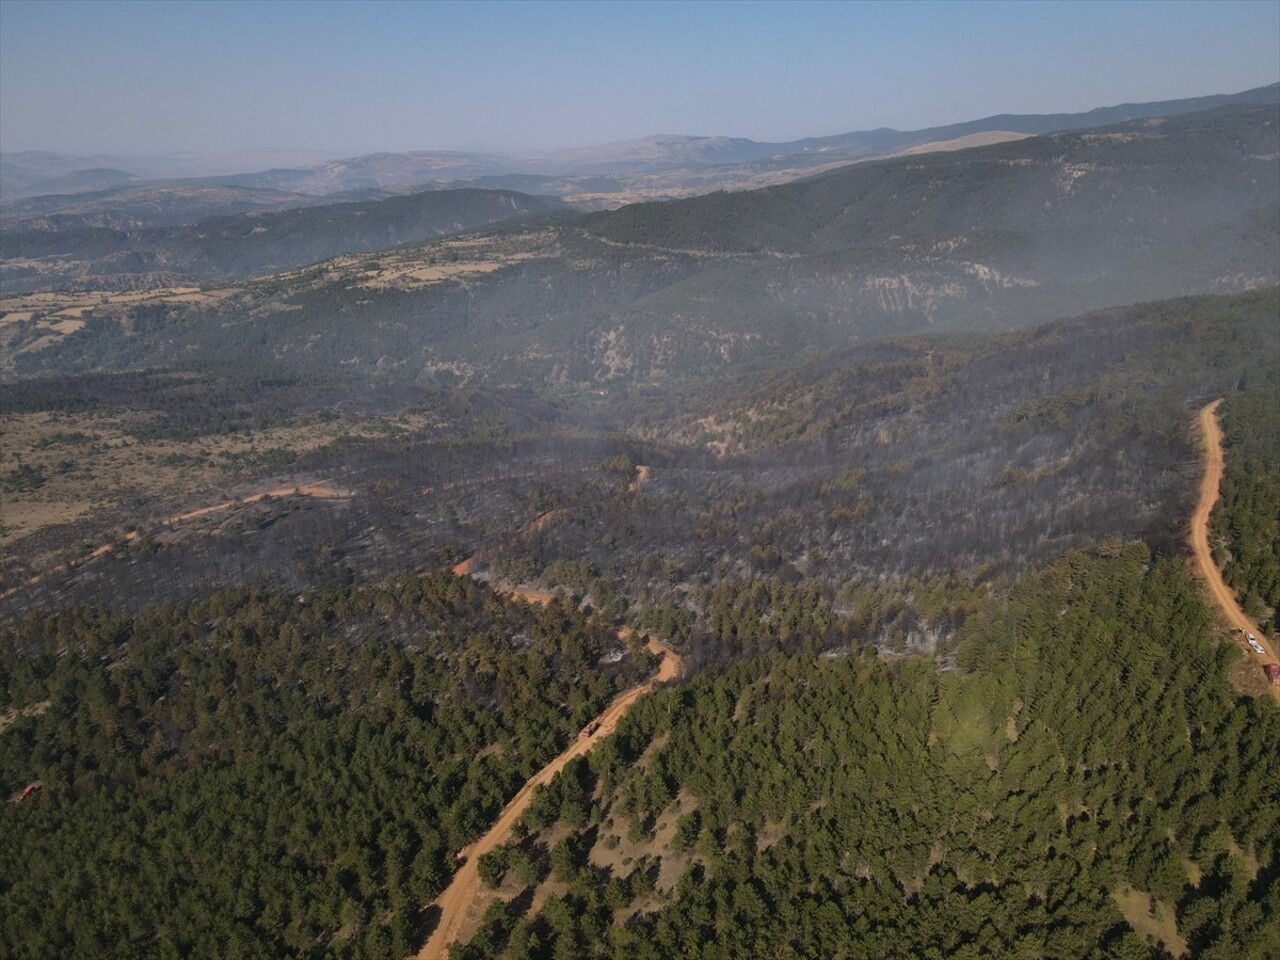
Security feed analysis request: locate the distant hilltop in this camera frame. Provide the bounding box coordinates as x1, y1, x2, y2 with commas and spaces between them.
5, 82, 1277, 204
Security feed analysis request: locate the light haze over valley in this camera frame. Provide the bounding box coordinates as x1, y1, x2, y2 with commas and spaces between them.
1, 3, 1279, 959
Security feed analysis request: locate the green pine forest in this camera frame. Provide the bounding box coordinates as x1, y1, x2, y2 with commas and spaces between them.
463, 545, 1278, 960
1214, 386, 1280, 633
0, 576, 650, 958
3, 387, 1277, 958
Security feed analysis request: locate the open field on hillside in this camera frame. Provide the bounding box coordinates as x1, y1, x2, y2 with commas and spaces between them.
0, 407, 432, 549
234, 229, 557, 293
0, 285, 232, 321
0, 285, 240, 371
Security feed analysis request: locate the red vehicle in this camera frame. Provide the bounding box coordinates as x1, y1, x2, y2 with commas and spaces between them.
1265, 663, 1280, 685
578, 721, 600, 739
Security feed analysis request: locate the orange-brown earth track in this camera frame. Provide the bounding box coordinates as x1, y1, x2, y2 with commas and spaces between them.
450, 509, 566, 578
1190, 401, 1280, 703
417, 466, 680, 959
414, 630, 680, 960
419, 416, 1280, 956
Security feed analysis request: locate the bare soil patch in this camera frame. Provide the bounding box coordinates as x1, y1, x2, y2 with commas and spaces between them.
0, 699, 51, 735
1112, 886, 1188, 957
627, 463, 650, 492
897, 131, 1032, 157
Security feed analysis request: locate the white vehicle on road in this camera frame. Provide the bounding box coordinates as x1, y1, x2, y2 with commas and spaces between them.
1246, 634, 1265, 655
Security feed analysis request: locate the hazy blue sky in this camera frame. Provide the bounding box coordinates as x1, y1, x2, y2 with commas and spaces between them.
2, 0, 1277, 158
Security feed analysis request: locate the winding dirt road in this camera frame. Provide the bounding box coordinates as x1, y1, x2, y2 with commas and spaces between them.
415, 633, 680, 960
157, 484, 350, 525
423, 501, 680, 960
414, 463, 708, 955
417, 410, 1279, 958
1190, 401, 1280, 703
450, 509, 564, 578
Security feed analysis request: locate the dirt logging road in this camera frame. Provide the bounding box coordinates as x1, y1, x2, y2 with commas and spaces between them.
415, 632, 681, 960
156, 484, 350, 525
450, 510, 565, 578
418, 469, 677, 960
1191, 401, 1280, 704
415, 415, 1280, 955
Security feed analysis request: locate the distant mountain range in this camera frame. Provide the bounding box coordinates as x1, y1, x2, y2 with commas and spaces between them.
517, 82, 1280, 174
11, 101, 1276, 391
0, 148, 345, 200
0, 184, 352, 233
4, 82, 1276, 217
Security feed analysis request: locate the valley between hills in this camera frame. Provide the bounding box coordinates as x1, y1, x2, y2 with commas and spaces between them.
1, 85, 1278, 960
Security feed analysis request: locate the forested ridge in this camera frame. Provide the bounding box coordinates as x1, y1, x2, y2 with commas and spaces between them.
475, 290, 1279, 660
0, 574, 651, 958
0, 188, 564, 292
456, 546, 1279, 960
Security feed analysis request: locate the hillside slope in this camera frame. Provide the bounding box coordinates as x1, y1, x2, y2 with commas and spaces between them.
5, 288, 1275, 627
0, 189, 564, 292
13, 104, 1275, 390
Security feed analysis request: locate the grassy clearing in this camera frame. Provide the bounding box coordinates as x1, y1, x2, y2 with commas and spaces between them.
1112, 885, 1188, 957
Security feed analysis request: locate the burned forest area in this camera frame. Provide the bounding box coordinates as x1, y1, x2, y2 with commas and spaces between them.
2, 93, 1279, 960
